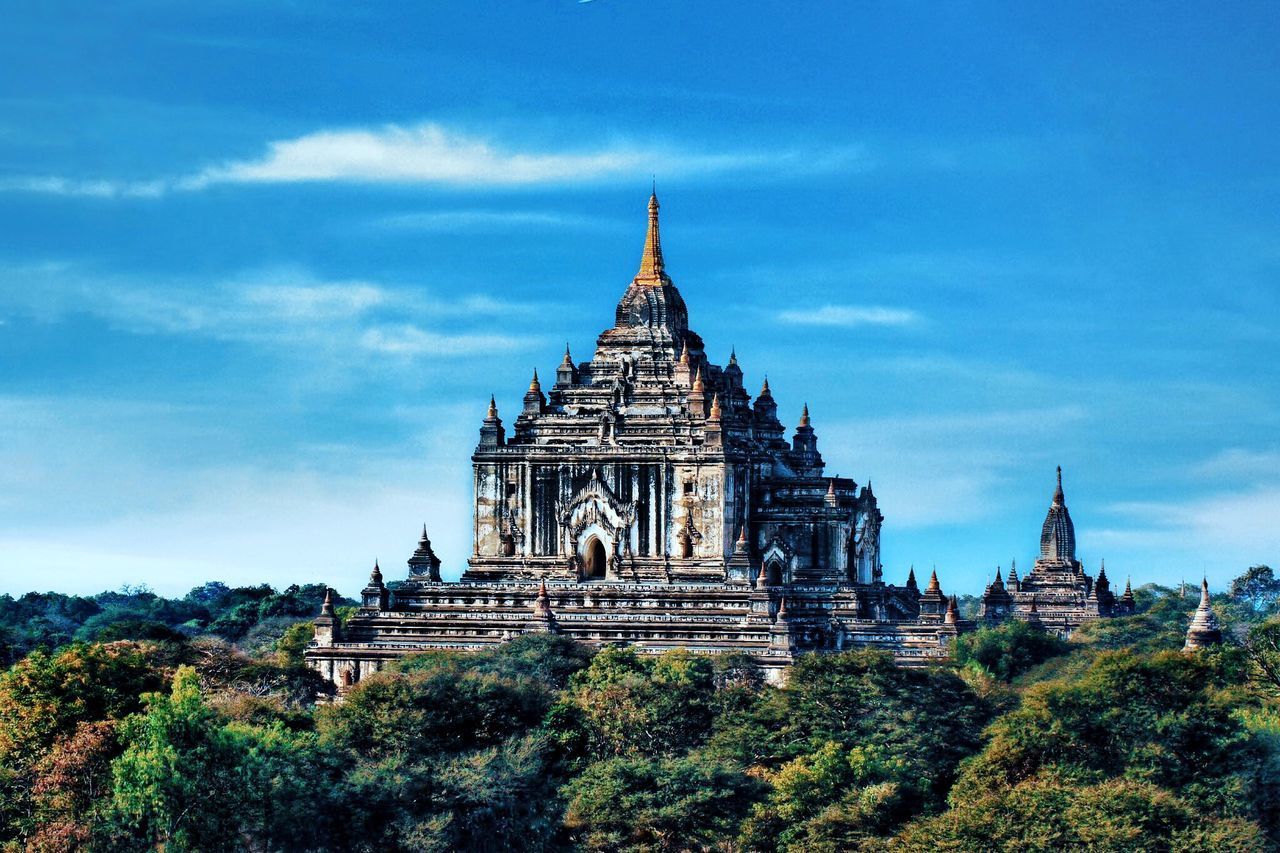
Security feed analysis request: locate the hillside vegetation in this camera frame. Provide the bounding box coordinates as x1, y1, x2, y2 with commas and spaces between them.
1, 567, 1279, 851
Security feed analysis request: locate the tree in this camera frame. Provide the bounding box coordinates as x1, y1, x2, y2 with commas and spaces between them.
562, 755, 766, 852
555, 647, 718, 759
948, 650, 1275, 832
707, 650, 992, 810
1231, 566, 1280, 615
738, 741, 917, 852
1243, 617, 1280, 694
894, 775, 1267, 852
953, 620, 1071, 682
105, 666, 248, 851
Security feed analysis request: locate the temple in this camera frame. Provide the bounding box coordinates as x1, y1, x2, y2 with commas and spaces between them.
979, 467, 1134, 635
306, 193, 970, 688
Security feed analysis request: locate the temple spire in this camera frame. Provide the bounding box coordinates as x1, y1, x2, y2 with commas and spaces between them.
1054, 465, 1065, 505
635, 190, 666, 283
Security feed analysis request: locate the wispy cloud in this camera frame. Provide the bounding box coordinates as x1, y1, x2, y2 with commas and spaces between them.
779, 304, 921, 328
0, 261, 542, 358
1, 121, 870, 198
0, 175, 168, 199
372, 209, 617, 233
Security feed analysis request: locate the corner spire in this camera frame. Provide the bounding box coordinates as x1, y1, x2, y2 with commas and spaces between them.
635, 190, 666, 283
800, 403, 810, 428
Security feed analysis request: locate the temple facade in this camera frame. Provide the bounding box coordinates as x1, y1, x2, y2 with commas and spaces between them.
979, 467, 1134, 636
306, 193, 969, 688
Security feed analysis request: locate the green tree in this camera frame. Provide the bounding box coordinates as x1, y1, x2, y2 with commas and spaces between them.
739, 740, 916, 852
555, 647, 718, 759
707, 650, 991, 810
1231, 566, 1280, 615
950, 650, 1275, 834
894, 775, 1266, 852
104, 666, 248, 851
953, 620, 1071, 682
562, 755, 765, 852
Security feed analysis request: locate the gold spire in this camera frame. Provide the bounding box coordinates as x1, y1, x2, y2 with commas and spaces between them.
529, 369, 541, 393
635, 190, 666, 284
487, 395, 498, 419
760, 376, 771, 396
561, 344, 573, 366
692, 367, 705, 393
709, 392, 722, 420
799, 403, 811, 428
679, 340, 690, 365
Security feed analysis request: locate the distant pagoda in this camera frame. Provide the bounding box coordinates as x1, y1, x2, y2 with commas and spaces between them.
979, 467, 1134, 636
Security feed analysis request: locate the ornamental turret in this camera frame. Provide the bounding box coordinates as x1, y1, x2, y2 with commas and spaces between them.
919, 568, 947, 620
362, 560, 389, 610
525, 580, 557, 634
789, 404, 824, 475
523, 369, 546, 414
1119, 577, 1136, 614
981, 566, 1015, 622
478, 395, 505, 448
408, 525, 443, 581
556, 344, 578, 387
313, 587, 340, 645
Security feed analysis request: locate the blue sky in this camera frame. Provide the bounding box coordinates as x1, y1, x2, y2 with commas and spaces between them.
1, 1, 1277, 597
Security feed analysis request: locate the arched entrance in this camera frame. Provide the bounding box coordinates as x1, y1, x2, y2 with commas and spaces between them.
766, 560, 784, 586
585, 537, 608, 579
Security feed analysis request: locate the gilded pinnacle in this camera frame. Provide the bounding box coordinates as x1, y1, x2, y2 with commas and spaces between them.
635, 190, 667, 283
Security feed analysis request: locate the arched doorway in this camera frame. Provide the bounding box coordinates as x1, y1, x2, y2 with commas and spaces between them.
585, 537, 607, 580
766, 560, 784, 586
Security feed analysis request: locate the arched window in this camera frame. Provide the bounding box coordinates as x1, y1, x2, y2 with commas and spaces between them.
767, 560, 784, 586
586, 537, 607, 579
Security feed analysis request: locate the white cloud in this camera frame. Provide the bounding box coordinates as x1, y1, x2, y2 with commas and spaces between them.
1099, 487, 1280, 564
180, 122, 772, 188
0, 261, 544, 365
1, 121, 874, 198
0, 175, 168, 199
778, 304, 921, 328
372, 209, 615, 233
360, 325, 537, 357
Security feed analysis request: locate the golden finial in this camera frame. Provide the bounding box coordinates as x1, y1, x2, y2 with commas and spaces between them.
487, 395, 498, 418
692, 367, 705, 393
635, 189, 666, 283
529, 369, 541, 393
679, 340, 690, 365
761, 376, 771, 396
799, 403, 810, 428
709, 393, 722, 420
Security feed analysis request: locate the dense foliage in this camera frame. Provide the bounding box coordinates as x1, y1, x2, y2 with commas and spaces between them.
0, 567, 1277, 851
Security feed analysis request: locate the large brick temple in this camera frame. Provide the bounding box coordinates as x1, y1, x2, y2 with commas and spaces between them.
307, 192, 973, 687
